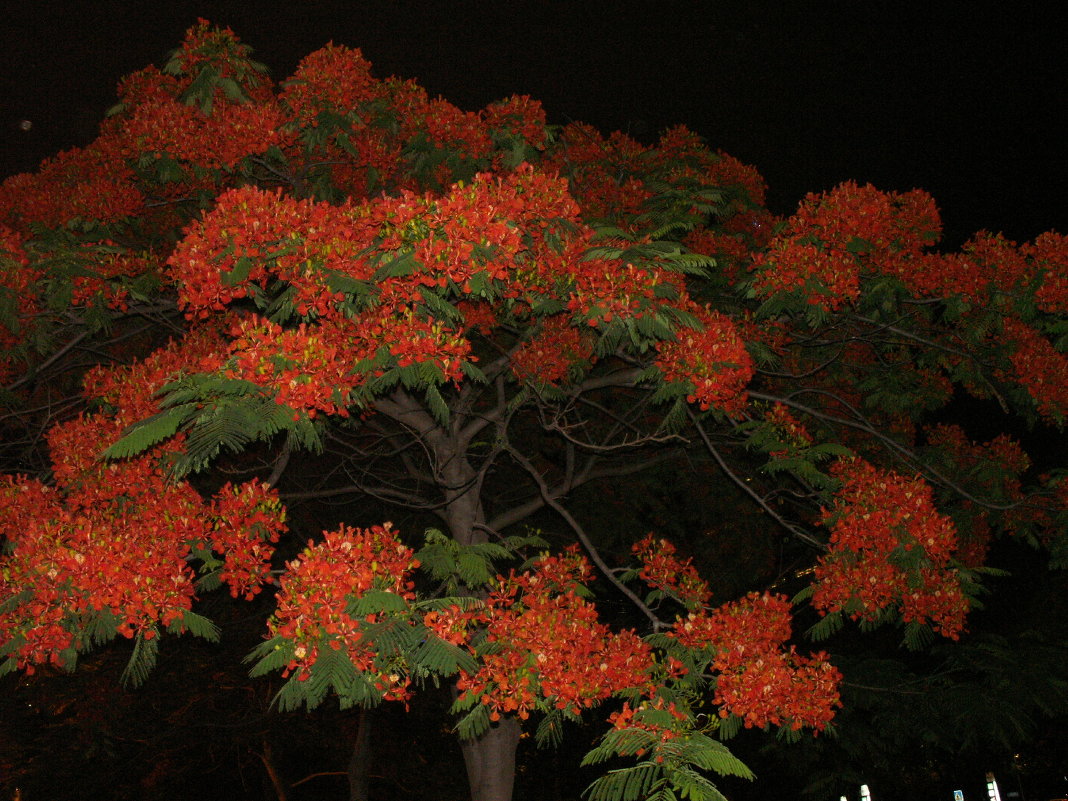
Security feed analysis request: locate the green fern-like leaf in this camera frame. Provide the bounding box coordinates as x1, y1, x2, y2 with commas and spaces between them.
0, 588, 33, 616
347, 589, 411, 617
455, 701, 492, 741
674, 734, 753, 779
805, 611, 844, 642
715, 713, 742, 741
83, 608, 120, 648
418, 286, 464, 324
456, 548, 496, 588
360, 617, 420, 658
425, 382, 450, 426
101, 404, 198, 460
582, 728, 659, 765
304, 644, 358, 708
662, 765, 727, 801
246, 637, 297, 678
584, 763, 663, 801
120, 628, 160, 688
902, 620, 936, 651
194, 569, 224, 593
535, 710, 567, 748
411, 634, 478, 676
168, 610, 221, 642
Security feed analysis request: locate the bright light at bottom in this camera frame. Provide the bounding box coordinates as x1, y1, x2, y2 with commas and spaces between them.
986, 772, 1002, 801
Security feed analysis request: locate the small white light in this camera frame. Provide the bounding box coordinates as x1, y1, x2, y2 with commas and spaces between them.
860, 785, 872, 801
986, 772, 1002, 801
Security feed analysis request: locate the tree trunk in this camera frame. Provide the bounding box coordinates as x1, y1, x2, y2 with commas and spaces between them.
348, 706, 372, 801
425, 423, 523, 801
459, 717, 522, 801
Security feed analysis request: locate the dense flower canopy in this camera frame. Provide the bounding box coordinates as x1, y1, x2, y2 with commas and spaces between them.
1, 19, 1066, 801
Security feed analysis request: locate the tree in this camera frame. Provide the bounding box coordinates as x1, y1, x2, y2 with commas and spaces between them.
2, 20, 1066, 801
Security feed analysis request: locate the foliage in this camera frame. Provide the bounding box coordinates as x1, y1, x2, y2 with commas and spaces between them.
1, 19, 1066, 801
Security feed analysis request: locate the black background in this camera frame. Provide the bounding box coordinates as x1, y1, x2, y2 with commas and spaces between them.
2, 2, 1065, 248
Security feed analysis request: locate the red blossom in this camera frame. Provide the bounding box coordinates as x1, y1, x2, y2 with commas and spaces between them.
1025, 231, 1068, 314
670, 592, 841, 731
456, 548, 652, 721
655, 303, 753, 412
267, 523, 419, 697
1001, 318, 1068, 422
632, 535, 711, 608
812, 458, 966, 638
510, 315, 595, 386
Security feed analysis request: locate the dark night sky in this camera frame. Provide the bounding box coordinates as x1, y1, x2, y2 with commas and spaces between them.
1, 2, 1065, 248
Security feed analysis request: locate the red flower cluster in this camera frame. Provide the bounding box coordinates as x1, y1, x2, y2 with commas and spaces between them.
510, 314, 595, 386
1025, 231, 1068, 315
0, 325, 288, 673
224, 315, 370, 418
655, 304, 753, 412
671, 592, 840, 731
422, 604, 479, 647
68, 246, 153, 312
566, 255, 666, 327
456, 548, 651, 721
268, 522, 419, 698
381, 308, 472, 384
114, 72, 285, 170
456, 300, 499, 335
81, 322, 227, 425
683, 227, 753, 285
423, 98, 494, 165
543, 123, 652, 223
0, 141, 143, 230
1001, 318, 1068, 422
764, 403, 814, 458
102, 20, 282, 173
751, 182, 942, 310
812, 458, 967, 638
631, 535, 711, 609
607, 696, 690, 744
926, 423, 1029, 487
0, 226, 39, 382
482, 95, 550, 154
209, 481, 287, 600
167, 186, 323, 316
279, 43, 380, 124
651, 125, 768, 207
924, 423, 1031, 558
751, 239, 860, 311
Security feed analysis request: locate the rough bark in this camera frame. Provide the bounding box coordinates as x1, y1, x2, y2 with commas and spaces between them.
377, 391, 524, 801
459, 717, 523, 801
441, 451, 523, 801
348, 707, 372, 801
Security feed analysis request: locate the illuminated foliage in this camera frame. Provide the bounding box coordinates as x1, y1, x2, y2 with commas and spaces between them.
0, 20, 1064, 801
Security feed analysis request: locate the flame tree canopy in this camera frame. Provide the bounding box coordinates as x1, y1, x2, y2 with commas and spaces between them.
1, 20, 1066, 801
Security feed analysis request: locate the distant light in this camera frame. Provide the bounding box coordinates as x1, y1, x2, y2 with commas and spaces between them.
986, 773, 1002, 801
954, 791, 964, 801
18, 119, 32, 131
860, 785, 872, 801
